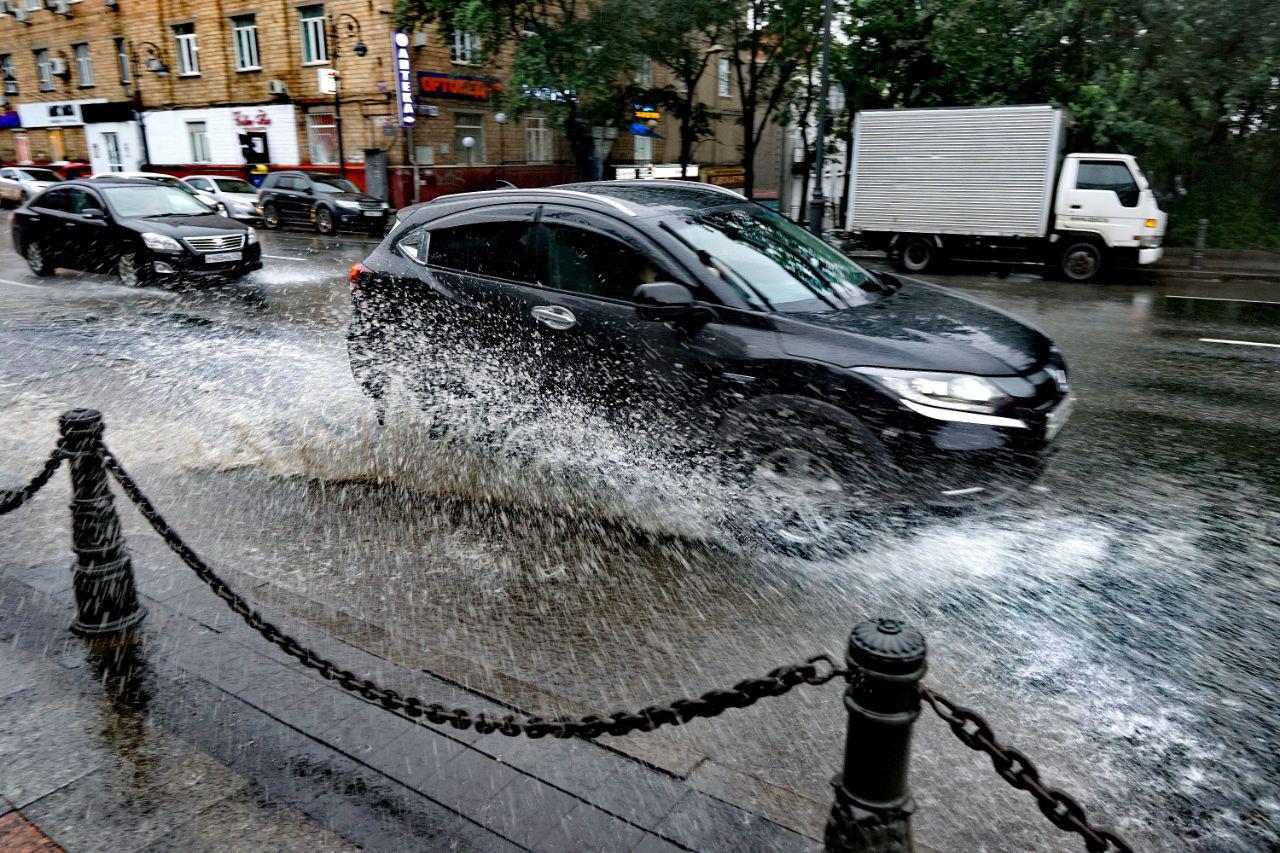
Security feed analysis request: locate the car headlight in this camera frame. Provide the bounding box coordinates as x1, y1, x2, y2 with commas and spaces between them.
336, 200, 361, 210
854, 368, 1008, 414
141, 233, 183, 253
246, 229, 259, 245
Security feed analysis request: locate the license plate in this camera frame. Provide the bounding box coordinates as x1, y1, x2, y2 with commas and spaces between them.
362, 210, 381, 217
205, 251, 242, 264
1045, 396, 1075, 441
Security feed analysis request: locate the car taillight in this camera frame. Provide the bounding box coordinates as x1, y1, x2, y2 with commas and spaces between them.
349, 262, 371, 289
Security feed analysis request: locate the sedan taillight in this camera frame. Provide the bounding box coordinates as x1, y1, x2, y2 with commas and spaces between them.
349, 262, 371, 289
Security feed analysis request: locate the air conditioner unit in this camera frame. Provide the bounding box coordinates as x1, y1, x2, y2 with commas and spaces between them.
267, 79, 288, 95
48, 57, 69, 77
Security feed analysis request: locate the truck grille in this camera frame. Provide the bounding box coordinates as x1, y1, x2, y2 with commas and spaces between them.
184, 234, 246, 252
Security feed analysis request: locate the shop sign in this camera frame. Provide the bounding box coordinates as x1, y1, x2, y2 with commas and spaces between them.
417, 72, 502, 101
701, 165, 746, 189
17, 99, 104, 127
634, 105, 661, 121
0, 110, 20, 129
233, 109, 272, 127
392, 32, 416, 126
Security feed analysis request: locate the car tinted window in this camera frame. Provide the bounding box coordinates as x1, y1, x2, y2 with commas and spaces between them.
670, 206, 875, 312
542, 224, 661, 302
1076, 161, 1139, 207
282, 176, 308, 191
215, 178, 255, 193
310, 175, 360, 193
19, 168, 61, 182
35, 188, 75, 212
428, 222, 540, 283
101, 185, 211, 217
186, 177, 211, 191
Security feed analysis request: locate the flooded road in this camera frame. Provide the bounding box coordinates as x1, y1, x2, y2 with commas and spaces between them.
1, 228, 1276, 851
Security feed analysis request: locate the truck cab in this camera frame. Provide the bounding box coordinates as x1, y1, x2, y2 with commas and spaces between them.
1054, 153, 1166, 274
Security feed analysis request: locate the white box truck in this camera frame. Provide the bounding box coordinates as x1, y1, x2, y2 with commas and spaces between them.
846, 105, 1166, 282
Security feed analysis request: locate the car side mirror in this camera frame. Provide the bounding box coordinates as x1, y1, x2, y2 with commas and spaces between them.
634, 282, 714, 324
81, 207, 106, 220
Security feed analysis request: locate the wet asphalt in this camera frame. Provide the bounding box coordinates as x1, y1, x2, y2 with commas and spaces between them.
0, 225, 1276, 851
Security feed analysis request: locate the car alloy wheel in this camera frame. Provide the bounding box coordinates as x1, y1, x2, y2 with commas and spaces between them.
751, 446, 852, 547
315, 207, 335, 235
25, 239, 53, 276
262, 203, 281, 229
117, 253, 147, 287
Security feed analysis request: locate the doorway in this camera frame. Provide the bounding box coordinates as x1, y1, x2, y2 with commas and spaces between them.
102, 132, 124, 172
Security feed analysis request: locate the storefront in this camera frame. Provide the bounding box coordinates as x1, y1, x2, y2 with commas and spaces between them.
140, 104, 300, 174
12, 98, 106, 166
82, 102, 144, 174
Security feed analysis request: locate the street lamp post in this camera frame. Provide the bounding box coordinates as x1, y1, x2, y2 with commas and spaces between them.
129, 41, 170, 168
807, 0, 834, 236
328, 13, 367, 179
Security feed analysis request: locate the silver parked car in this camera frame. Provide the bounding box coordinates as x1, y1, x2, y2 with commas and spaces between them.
181, 175, 262, 224
0, 167, 63, 207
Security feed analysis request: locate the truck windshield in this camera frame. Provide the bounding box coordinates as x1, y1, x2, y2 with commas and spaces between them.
670, 206, 877, 312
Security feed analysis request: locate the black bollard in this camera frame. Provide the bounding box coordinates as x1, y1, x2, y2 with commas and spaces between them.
60, 409, 146, 637
825, 618, 927, 853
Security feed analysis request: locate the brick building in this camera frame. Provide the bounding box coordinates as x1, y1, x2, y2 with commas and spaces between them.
0, 0, 777, 205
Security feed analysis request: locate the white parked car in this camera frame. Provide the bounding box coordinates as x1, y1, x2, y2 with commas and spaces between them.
90, 171, 227, 217
0, 167, 64, 207
181, 175, 263, 224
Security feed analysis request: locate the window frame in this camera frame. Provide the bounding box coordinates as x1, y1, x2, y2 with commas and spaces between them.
0, 54, 17, 95
524, 115, 551, 164
452, 111, 485, 165
1074, 159, 1140, 208
300, 5, 329, 66
306, 110, 338, 165
35, 49, 54, 92
451, 31, 480, 65
187, 121, 211, 163
73, 43, 94, 88
717, 57, 731, 98
231, 14, 261, 72
173, 23, 201, 76
114, 38, 131, 84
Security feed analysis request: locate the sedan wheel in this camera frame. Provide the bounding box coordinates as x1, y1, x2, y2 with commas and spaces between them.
24, 239, 53, 276
117, 253, 149, 288
314, 207, 335, 235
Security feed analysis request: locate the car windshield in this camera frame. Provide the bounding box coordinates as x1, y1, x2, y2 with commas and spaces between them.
214, 178, 256, 193
669, 206, 878, 312
310, 175, 361, 194
101, 186, 213, 217
19, 169, 61, 182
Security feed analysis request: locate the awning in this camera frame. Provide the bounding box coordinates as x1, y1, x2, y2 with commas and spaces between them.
0, 111, 19, 129
81, 101, 137, 124
629, 122, 664, 138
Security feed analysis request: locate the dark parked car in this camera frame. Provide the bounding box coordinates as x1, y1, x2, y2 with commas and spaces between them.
10, 178, 262, 286
347, 181, 1072, 548
257, 171, 390, 235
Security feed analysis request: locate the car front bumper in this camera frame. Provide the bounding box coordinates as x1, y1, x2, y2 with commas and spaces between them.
149, 244, 263, 279
335, 209, 389, 229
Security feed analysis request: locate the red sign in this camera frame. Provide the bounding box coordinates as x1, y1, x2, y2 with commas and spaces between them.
233, 109, 272, 127
417, 72, 502, 101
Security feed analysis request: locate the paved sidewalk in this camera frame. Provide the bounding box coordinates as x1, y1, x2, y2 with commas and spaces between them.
0, 555, 821, 852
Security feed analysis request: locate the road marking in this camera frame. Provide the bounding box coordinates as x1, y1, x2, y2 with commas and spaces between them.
263, 253, 309, 261
0, 277, 43, 290
1199, 337, 1280, 349
1167, 295, 1280, 306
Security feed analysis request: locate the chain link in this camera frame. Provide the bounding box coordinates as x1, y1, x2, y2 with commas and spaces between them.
919, 686, 1133, 853
0, 443, 65, 516
100, 442, 846, 739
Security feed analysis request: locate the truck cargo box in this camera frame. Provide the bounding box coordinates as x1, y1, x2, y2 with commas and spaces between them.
848, 105, 1066, 239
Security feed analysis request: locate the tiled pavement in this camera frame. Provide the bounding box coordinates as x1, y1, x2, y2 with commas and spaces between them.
0, 554, 822, 852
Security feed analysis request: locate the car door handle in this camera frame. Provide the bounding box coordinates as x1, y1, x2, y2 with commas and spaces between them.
531, 304, 576, 330
1069, 204, 1082, 209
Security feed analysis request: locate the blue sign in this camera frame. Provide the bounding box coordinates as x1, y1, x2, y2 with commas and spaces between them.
392, 32, 416, 126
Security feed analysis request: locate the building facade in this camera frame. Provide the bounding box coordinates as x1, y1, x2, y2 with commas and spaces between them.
0, 0, 776, 204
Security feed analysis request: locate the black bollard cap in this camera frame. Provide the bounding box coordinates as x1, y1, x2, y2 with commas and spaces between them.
59, 409, 104, 438
847, 618, 926, 676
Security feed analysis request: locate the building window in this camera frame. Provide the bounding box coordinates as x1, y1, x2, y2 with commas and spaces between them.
717, 57, 730, 97
300, 6, 328, 65
0, 55, 17, 95
35, 50, 54, 92
188, 121, 211, 162
636, 58, 652, 88
14, 133, 32, 164
115, 38, 130, 84
307, 110, 338, 164
451, 31, 479, 65
174, 23, 200, 76
524, 116, 551, 164
232, 15, 261, 71
634, 135, 653, 163
453, 112, 484, 164
74, 43, 94, 87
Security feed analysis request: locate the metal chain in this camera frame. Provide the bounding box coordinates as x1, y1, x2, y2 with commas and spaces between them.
919, 686, 1133, 853
100, 442, 847, 739
0, 443, 65, 516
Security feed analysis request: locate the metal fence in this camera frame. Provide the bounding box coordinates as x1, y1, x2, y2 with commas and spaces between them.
1, 408, 1132, 853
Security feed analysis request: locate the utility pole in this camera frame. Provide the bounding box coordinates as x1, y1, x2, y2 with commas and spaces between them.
807, 0, 834, 236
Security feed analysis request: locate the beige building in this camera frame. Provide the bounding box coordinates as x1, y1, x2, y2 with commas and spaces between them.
0, 0, 776, 204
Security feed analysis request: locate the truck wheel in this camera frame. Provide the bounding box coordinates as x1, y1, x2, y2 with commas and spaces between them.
1059, 240, 1105, 283
898, 237, 938, 273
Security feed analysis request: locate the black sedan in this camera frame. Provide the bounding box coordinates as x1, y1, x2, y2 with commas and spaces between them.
11, 178, 262, 286
348, 181, 1072, 548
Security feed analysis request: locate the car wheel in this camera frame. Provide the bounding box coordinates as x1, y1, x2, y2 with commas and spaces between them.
736, 416, 893, 556
24, 239, 54, 276
898, 237, 938, 273
261, 203, 281, 229
314, 206, 335, 235
117, 252, 151, 288
1059, 240, 1105, 283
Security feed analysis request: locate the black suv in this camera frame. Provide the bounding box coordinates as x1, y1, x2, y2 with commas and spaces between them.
11, 178, 261, 286
257, 171, 390, 235
348, 182, 1072, 547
